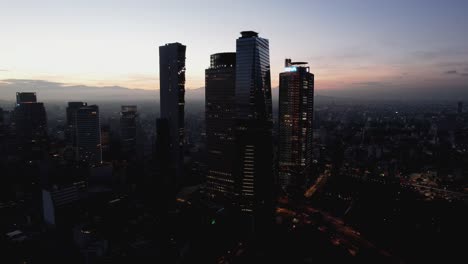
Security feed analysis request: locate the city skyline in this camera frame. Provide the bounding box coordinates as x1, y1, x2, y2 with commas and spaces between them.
1, 4, 468, 260
1, 0, 468, 100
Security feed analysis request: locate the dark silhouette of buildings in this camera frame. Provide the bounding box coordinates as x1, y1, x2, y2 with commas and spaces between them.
159, 42, 186, 186
75, 105, 102, 165
278, 59, 315, 191
120, 105, 138, 160
205, 52, 237, 203
234, 31, 274, 227
13, 92, 48, 161
458, 101, 463, 114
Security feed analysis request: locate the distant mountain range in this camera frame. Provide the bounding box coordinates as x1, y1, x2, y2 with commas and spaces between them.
0, 79, 338, 108
0, 79, 205, 103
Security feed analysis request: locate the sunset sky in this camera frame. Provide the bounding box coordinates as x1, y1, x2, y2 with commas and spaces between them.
1, 0, 467, 97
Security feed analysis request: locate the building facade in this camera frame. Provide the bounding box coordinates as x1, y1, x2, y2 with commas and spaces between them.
278, 59, 315, 191
234, 31, 273, 220
205, 52, 237, 202
13, 92, 48, 161
159, 42, 186, 186
66, 102, 88, 147
120, 105, 138, 160
75, 105, 102, 165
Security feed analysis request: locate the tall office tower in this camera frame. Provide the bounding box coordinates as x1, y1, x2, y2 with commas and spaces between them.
120, 105, 138, 160
66, 102, 88, 146
100, 125, 111, 161
234, 31, 273, 221
13, 92, 48, 161
205, 52, 237, 202
0, 108, 4, 159
159, 42, 186, 185
154, 118, 176, 206
458, 101, 463, 114
75, 105, 102, 165
278, 59, 315, 191
16, 92, 37, 104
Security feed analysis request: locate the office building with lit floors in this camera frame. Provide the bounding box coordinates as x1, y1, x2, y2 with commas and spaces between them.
234, 31, 274, 230
278, 59, 315, 192
13, 92, 48, 161
205, 52, 237, 203
75, 105, 102, 165
120, 105, 138, 160
159, 42, 186, 186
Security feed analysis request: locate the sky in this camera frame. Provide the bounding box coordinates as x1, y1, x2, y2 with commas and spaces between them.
1, 0, 467, 99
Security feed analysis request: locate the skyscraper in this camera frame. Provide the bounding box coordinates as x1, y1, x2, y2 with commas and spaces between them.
66, 102, 88, 147
205, 52, 237, 202
16, 92, 37, 104
13, 92, 48, 161
278, 59, 315, 191
234, 31, 273, 221
75, 105, 102, 165
458, 101, 463, 114
120, 105, 138, 160
0, 107, 5, 160
154, 118, 176, 207
159, 42, 186, 186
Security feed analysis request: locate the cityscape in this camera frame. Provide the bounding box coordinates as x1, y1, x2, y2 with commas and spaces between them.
1, 1, 468, 263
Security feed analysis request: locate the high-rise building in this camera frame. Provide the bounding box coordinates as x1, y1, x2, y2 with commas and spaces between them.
66, 102, 88, 146
159, 42, 186, 185
75, 105, 102, 165
0, 107, 5, 159
458, 101, 463, 114
278, 59, 314, 191
120, 105, 138, 160
234, 31, 273, 220
13, 92, 48, 161
16, 92, 37, 104
154, 118, 176, 206
205, 52, 237, 202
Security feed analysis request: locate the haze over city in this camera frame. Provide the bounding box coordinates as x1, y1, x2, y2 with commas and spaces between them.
1, 0, 467, 100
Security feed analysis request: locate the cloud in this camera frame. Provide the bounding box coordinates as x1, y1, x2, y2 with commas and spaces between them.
444, 70, 458, 74
413, 49, 468, 61
308, 50, 372, 62
461, 73, 468, 77
413, 51, 439, 60
352, 81, 392, 87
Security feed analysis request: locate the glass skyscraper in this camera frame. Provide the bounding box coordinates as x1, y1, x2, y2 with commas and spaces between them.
76, 105, 102, 165
234, 31, 273, 224
205, 52, 237, 203
120, 105, 138, 160
278, 59, 315, 191
66, 102, 87, 147
13, 92, 48, 161
159, 42, 186, 186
